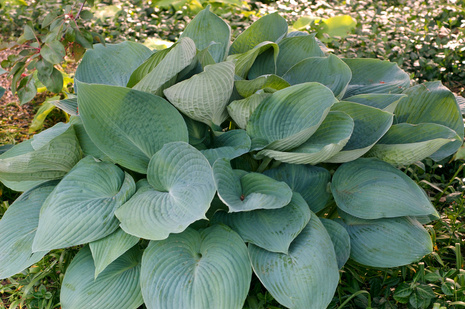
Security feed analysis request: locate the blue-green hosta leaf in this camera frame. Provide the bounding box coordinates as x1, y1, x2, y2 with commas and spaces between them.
77, 82, 188, 174
331, 158, 439, 220
61, 246, 143, 309
366, 123, 458, 166
127, 45, 173, 88
342, 58, 410, 98
32, 157, 136, 252
89, 228, 140, 279
213, 192, 311, 254
184, 116, 209, 146
247, 48, 277, 79
213, 158, 292, 212
75, 42, 152, 90
164, 61, 235, 127
70, 117, 110, 161
133, 37, 196, 96
247, 82, 337, 151
0, 181, 57, 279
325, 101, 393, 163
229, 13, 287, 55
256, 111, 354, 165
275, 33, 325, 76
234, 74, 290, 98
200, 129, 251, 165
338, 214, 433, 268
395, 81, 464, 160
52, 96, 78, 115
0, 123, 81, 191
141, 225, 252, 309
180, 6, 231, 63
249, 215, 339, 309
320, 218, 350, 269
344, 93, 406, 113
264, 163, 331, 213
227, 91, 272, 129
115, 142, 216, 240
282, 54, 352, 99
227, 41, 278, 79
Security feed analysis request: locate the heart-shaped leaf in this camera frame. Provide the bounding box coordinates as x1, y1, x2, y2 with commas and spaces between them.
140, 225, 252, 309
115, 142, 216, 240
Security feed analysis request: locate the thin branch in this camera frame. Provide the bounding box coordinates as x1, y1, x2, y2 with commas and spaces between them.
75, 0, 87, 20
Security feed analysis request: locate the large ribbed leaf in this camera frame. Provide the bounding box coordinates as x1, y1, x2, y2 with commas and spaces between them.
249, 215, 339, 309
282, 54, 352, 99
127, 46, 173, 88
320, 218, 350, 269
89, 228, 139, 278
395, 81, 464, 160
0, 123, 81, 191
61, 246, 143, 309
164, 61, 235, 127
200, 129, 251, 165
325, 101, 393, 163
77, 82, 188, 174
257, 111, 354, 165
331, 158, 439, 220
227, 42, 278, 79
338, 214, 433, 268
213, 158, 292, 212
75, 42, 152, 90
264, 163, 331, 213
235, 74, 290, 98
213, 192, 311, 253
247, 48, 277, 79
70, 117, 110, 161
32, 157, 136, 252
366, 123, 458, 166
227, 91, 271, 129
247, 82, 337, 151
229, 13, 287, 54
0, 181, 57, 279
140, 225, 252, 309
180, 6, 231, 63
133, 37, 196, 96
342, 58, 410, 98
344, 93, 406, 113
115, 142, 216, 240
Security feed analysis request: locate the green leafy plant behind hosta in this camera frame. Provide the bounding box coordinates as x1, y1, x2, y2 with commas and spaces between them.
0, 7, 463, 309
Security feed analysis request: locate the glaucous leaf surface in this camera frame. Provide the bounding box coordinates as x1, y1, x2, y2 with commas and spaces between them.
127, 45, 173, 88
257, 111, 354, 165
115, 142, 216, 240
0, 123, 81, 191
282, 54, 352, 99
326, 101, 393, 163
264, 163, 331, 213
140, 225, 251, 309
213, 192, 311, 253
344, 93, 406, 113
0, 181, 57, 279
227, 91, 271, 129
77, 82, 188, 173
331, 158, 439, 220
61, 246, 143, 309
249, 215, 339, 309
227, 41, 278, 79
70, 117, 110, 161
213, 158, 292, 212
180, 6, 231, 63
235, 74, 290, 98
320, 218, 351, 269
247, 82, 337, 151
200, 129, 251, 165
366, 123, 457, 166
342, 58, 410, 98
229, 12, 287, 55
89, 228, 140, 278
133, 37, 197, 96
75, 42, 152, 90
33, 157, 136, 252
338, 214, 433, 268
52, 96, 78, 115
395, 81, 464, 160
164, 61, 235, 127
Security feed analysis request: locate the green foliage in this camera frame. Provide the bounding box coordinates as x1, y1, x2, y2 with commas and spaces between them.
0, 7, 464, 309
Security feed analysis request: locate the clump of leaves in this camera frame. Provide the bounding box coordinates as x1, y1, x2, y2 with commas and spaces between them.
0, 7, 463, 309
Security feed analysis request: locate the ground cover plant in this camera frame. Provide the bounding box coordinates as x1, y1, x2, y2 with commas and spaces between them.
1, 5, 464, 309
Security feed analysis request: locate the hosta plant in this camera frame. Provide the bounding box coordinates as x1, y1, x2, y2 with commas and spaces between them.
0, 7, 463, 309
